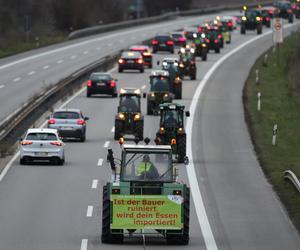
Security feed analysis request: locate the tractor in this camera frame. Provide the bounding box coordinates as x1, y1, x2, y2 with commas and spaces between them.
155, 103, 190, 163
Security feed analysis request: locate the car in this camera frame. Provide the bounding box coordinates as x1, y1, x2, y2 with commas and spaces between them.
86, 72, 117, 97
19, 128, 65, 165
240, 9, 263, 35
183, 27, 199, 40
114, 88, 145, 140
274, 1, 294, 23
118, 51, 144, 73
151, 34, 174, 54
170, 32, 187, 47
48, 108, 89, 142
129, 45, 153, 68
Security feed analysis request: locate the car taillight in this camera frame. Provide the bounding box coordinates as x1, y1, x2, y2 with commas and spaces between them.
77, 119, 85, 125
214, 39, 219, 43
143, 52, 151, 56
217, 34, 222, 39
151, 39, 158, 45
266, 17, 270, 21
21, 141, 33, 145
166, 40, 174, 45
206, 38, 210, 43
48, 118, 55, 124
51, 141, 63, 146
297, 6, 300, 10
178, 37, 186, 42
190, 60, 195, 64
118, 58, 125, 64
137, 58, 143, 64
228, 21, 232, 27
87, 80, 92, 87
110, 80, 116, 87
198, 27, 203, 32
288, 9, 292, 13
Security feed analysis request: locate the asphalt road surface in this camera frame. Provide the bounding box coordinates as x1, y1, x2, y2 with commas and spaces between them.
0, 11, 300, 250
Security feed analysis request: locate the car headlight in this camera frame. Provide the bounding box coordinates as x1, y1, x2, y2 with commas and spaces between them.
134, 113, 141, 121
118, 113, 125, 120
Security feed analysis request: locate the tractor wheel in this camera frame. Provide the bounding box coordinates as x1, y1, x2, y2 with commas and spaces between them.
288, 15, 294, 23
190, 71, 196, 80
257, 24, 262, 35
114, 120, 122, 140
166, 186, 190, 245
241, 25, 246, 34
135, 121, 144, 141
147, 100, 154, 115
174, 82, 182, 99
201, 50, 207, 61
177, 134, 186, 163
86, 92, 91, 98
101, 185, 124, 244
215, 47, 220, 54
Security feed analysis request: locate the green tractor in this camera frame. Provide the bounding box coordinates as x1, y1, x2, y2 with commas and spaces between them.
161, 58, 183, 99
114, 88, 145, 140
155, 103, 190, 163
147, 70, 174, 115
102, 140, 190, 245
240, 9, 263, 35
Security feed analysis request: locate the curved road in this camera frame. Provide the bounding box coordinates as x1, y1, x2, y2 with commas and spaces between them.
0, 11, 300, 250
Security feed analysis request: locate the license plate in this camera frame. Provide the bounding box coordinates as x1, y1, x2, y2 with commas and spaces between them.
160, 44, 166, 47
97, 82, 106, 86
35, 152, 48, 156
127, 60, 134, 63
61, 127, 73, 130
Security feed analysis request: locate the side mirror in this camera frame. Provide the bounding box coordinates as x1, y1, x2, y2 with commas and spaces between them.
84, 117, 89, 121
143, 92, 146, 98
157, 60, 160, 65
185, 111, 190, 117
107, 149, 116, 171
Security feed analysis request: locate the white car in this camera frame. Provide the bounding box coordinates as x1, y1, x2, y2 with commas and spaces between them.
20, 128, 65, 165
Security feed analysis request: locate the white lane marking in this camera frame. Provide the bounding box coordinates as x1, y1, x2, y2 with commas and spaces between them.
80, 239, 88, 250
111, 126, 115, 133
57, 60, 63, 64
91, 179, 98, 189
141, 85, 146, 90
83, 51, 89, 55
97, 158, 103, 166
28, 71, 35, 76
13, 77, 21, 82
96, 47, 101, 51
43, 65, 49, 69
0, 66, 117, 182
86, 206, 93, 217
103, 141, 110, 148
70, 55, 77, 60
186, 22, 297, 250
0, 85, 5, 89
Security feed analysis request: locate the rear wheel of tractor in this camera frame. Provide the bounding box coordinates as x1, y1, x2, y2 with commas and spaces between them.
190, 70, 196, 80
215, 47, 220, 53
114, 121, 122, 140
177, 134, 186, 163
101, 185, 124, 244
174, 83, 182, 99
201, 50, 207, 61
288, 15, 294, 23
257, 24, 262, 35
86, 92, 91, 97
166, 187, 190, 245
241, 25, 246, 34
147, 101, 154, 115
135, 121, 144, 141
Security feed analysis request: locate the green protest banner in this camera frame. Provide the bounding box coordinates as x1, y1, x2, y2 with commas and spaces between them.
111, 195, 183, 230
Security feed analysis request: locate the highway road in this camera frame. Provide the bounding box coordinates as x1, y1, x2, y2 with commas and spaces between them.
0, 10, 300, 250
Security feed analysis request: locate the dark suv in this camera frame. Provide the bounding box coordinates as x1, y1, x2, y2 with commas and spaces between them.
274, 1, 294, 23
151, 34, 174, 54
86, 73, 117, 97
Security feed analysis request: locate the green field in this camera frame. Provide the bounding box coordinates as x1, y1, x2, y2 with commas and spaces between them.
244, 32, 300, 232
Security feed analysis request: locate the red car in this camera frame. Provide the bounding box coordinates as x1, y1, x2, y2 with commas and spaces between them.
130, 45, 153, 68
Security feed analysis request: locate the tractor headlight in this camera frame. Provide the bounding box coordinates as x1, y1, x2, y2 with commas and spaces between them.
118, 113, 125, 120
164, 93, 169, 98
134, 113, 141, 121
242, 16, 247, 21
179, 63, 184, 68
256, 16, 261, 21
202, 43, 207, 47
178, 127, 184, 134
150, 92, 155, 97
159, 127, 165, 134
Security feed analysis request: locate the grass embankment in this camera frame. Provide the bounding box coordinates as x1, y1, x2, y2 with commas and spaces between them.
0, 35, 65, 58
244, 31, 300, 232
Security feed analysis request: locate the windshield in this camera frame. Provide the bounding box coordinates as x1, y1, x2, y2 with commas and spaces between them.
246, 10, 260, 19
162, 110, 182, 127
91, 74, 111, 82
26, 133, 58, 141
119, 95, 140, 112
53, 112, 80, 119
122, 152, 173, 182
150, 77, 170, 92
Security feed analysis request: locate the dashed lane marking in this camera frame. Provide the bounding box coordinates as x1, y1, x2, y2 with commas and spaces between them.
28, 71, 35, 76
86, 206, 93, 217
97, 158, 103, 167
57, 60, 63, 64
0, 85, 5, 89
13, 77, 21, 82
43, 65, 49, 69
80, 239, 88, 250
103, 141, 110, 148
111, 126, 115, 133
91, 179, 98, 189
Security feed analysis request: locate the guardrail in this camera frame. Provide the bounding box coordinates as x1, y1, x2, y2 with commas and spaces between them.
284, 170, 300, 193
0, 54, 119, 157
68, 2, 273, 40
